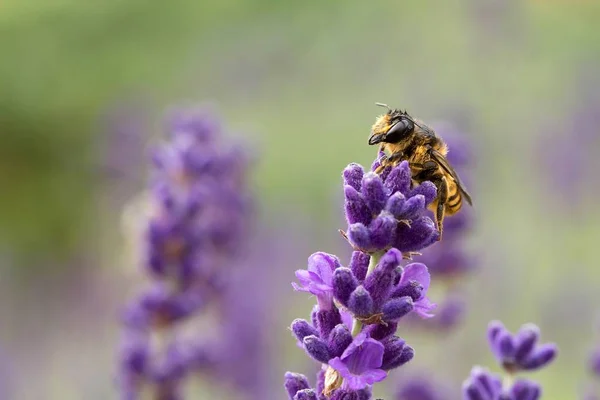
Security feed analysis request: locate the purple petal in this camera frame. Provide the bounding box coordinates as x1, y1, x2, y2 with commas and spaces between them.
414, 297, 436, 319
341, 334, 385, 372
308, 252, 340, 285
399, 263, 431, 292
329, 357, 350, 377
359, 368, 387, 386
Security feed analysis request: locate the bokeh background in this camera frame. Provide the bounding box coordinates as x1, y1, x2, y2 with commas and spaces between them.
2, 1, 600, 399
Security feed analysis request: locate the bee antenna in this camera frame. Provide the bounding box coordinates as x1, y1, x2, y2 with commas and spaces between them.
375, 102, 392, 112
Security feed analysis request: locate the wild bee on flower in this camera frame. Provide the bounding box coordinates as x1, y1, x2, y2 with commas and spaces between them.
368, 103, 472, 239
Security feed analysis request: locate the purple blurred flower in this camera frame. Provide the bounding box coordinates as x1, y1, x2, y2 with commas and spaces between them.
342, 159, 439, 254
487, 321, 558, 372
463, 321, 556, 400
328, 333, 387, 390
462, 366, 503, 400
591, 348, 600, 377
118, 106, 253, 399
463, 367, 542, 400
396, 376, 444, 400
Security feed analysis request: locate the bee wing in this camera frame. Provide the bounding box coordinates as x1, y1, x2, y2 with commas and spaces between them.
430, 149, 473, 206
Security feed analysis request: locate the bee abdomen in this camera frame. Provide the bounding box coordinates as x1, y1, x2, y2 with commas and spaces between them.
445, 182, 463, 215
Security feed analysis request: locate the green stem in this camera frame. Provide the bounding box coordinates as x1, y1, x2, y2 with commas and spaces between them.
502, 372, 514, 391
351, 250, 385, 336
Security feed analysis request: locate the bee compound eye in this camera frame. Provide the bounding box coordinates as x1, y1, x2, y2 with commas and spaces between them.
385, 119, 411, 142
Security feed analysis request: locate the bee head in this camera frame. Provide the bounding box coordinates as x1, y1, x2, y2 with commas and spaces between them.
369, 104, 414, 145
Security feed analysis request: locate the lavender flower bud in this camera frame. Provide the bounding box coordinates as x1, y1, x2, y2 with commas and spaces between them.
462, 366, 502, 400
385, 192, 407, 218
382, 296, 414, 322
303, 335, 331, 363
349, 251, 370, 282
361, 172, 387, 215
514, 324, 540, 364
360, 253, 396, 295
408, 181, 437, 205
391, 280, 424, 301
284, 372, 311, 400
397, 194, 426, 220
333, 268, 359, 306
367, 212, 397, 250
382, 345, 414, 370
344, 186, 371, 226
394, 216, 439, 252
366, 322, 398, 341
330, 388, 373, 400
316, 307, 342, 339
510, 379, 541, 400
381, 336, 406, 370
348, 286, 374, 317
328, 324, 353, 358
291, 319, 319, 342
383, 160, 411, 194
520, 344, 558, 371
294, 389, 319, 400
343, 163, 364, 191
347, 223, 372, 251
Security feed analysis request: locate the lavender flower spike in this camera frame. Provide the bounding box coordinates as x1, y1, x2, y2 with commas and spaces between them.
118, 106, 253, 399
287, 152, 441, 400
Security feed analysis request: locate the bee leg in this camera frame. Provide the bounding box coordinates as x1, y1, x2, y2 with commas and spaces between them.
433, 176, 448, 240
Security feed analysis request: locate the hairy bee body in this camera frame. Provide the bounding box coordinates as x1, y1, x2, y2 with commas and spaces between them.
368, 105, 472, 239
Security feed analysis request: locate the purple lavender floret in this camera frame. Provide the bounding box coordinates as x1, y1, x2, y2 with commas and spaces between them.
462, 367, 542, 400
284, 372, 373, 400
343, 159, 439, 254
118, 106, 252, 399
293, 248, 434, 328
487, 321, 558, 372
289, 249, 432, 396
462, 366, 504, 400
328, 333, 387, 389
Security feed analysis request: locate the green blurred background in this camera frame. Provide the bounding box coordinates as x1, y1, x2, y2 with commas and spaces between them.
1, 0, 600, 399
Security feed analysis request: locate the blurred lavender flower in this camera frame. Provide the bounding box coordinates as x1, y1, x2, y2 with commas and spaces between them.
584, 347, 600, 400
487, 321, 557, 373
591, 348, 600, 378
538, 66, 600, 205
286, 156, 441, 400
462, 321, 557, 400
396, 375, 444, 400
410, 122, 475, 333
118, 106, 253, 399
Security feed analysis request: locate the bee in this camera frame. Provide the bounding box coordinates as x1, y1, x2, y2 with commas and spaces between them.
367, 103, 472, 239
